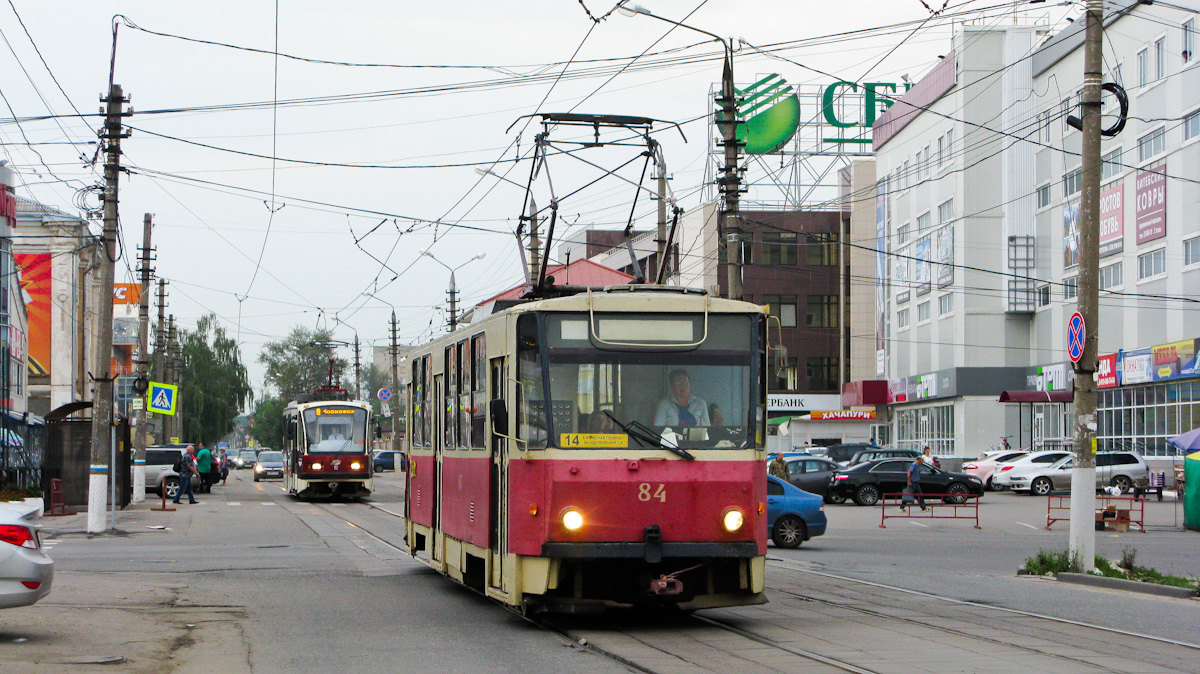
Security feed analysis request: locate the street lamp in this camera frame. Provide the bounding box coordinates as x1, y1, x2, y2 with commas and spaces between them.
619, 2, 743, 300
423, 250, 486, 332
476, 167, 540, 284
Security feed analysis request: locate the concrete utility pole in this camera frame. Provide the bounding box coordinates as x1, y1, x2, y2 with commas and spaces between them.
152, 279, 167, 445
390, 311, 402, 457
171, 320, 183, 440
87, 84, 128, 534
1070, 0, 1103, 572
166, 315, 177, 442
717, 53, 744, 300
653, 139, 668, 282
448, 275, 458, 332
353, 335, 361, 400
130, 214, 153, 504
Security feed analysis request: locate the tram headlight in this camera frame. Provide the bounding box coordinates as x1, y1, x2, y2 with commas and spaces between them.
350, 462, 362, 471
561, 509, 584, 531
311, 462, 323, 471
722, 508, 745, 533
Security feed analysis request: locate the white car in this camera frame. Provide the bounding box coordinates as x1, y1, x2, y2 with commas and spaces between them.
991, 450, 1072, 488
0, 501, 53, 609
962, 450, 1027, 490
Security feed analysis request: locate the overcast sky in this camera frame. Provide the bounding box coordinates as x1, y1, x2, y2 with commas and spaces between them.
0, 0, 1072, 399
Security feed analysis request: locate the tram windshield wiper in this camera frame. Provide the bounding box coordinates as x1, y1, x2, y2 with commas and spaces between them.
602, 411, 696, 461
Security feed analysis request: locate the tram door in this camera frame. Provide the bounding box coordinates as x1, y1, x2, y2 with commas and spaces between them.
431, 373, 443, 564
488, 357, 507, 591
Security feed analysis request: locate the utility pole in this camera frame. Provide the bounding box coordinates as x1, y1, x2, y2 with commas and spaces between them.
390, 311, 402, 457
87, 83, 128, 534
171, 319, 184, 441
654, 139, 668, 283
130, 214, 153, 504
353, 335, 361, 400
152, 279, 167, 445
166, 315, 177, 442
1070, 0, 1103, 573
448, 273, 458, 332
715, 48, 743, 300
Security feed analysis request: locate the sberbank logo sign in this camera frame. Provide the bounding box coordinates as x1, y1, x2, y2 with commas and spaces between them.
718, 75, 911, 153
728, 74, 800, 155
821, 81, 912, 144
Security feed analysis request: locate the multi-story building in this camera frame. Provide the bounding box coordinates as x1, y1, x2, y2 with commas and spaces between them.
0, 162, 32, 486
1031, 1, 1200, 457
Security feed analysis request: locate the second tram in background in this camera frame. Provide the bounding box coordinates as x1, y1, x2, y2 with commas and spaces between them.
404, 286, 769, 613
282, 389, 374, 499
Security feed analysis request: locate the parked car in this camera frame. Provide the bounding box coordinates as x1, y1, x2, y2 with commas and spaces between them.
142, 445, 189, 499
1010, 451, 1150, 496
847, 447, 940, 469
0, 501, 53, 609
253, 451, 285, 481
829, 458, 985, 506
990, 450, 1072, 489
766, 476, 827, 548
373, 450, 406, 473
823, 442, 882, 466
781, 456, 843, 503
962, 451, 1027, 490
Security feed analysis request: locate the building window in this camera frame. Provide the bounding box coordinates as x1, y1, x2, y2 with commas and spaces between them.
1139, 128, 1166, 162
1063, 276, 1078, 300
805, 233, 838, 266
937, 199, 954, 225
1036, 285, 1051, 307
937, 136, 944, 167
1138, 48, 1149, 86
902, 160, 911, 189
897, 308, 910, 329
1185, 237, 1200, 266
1138, 248, 1166, 279
1156, 37, 1167, 80
1038, 110, 1051, 143
1061, 99, 1072, 133
772, 357, 799, 391
1185, 109, 1200, 141
897, 223, 911, 244
806, 357, 838, 392
922, 146, 932, 179
806, 295, 838, 328
1100, 261, 1123, 290
1063, 168, 1082, 197
1185, 20, 1196, 64
1101, 148, 1123, 182
1036, 184, 1052, 209
938, 293, 954, 315
945, 128, 954, 160
917, 301, 930, 322
917, 212, 930, 234
761, 232, 797, 265
762, 294, 798, 328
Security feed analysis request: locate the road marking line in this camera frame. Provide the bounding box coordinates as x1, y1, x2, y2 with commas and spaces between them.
330, 503, 346, 507
1017, 522, 1039, 530
227, 502, 241, 506
261, 502, 277, 506
908, 521, 929, 528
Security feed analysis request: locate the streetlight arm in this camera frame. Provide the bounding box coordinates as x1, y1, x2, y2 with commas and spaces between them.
619, 3, 730, 56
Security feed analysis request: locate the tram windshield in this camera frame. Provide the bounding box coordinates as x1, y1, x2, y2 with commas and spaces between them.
302, 405, 367, 453
518, 313, 762, 450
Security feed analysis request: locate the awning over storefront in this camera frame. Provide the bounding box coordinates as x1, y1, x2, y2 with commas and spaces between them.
998, 390, 1073, 403
1, 429, 23, 447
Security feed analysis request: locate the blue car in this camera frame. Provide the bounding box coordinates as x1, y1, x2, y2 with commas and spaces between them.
767, 475, 827, 548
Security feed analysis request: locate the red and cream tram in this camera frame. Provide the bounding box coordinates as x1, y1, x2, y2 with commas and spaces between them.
405, 287, 768, 612
283, 393, 374, 499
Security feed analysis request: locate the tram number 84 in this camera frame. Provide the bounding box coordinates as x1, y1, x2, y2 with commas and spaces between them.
638, 483, 666, 502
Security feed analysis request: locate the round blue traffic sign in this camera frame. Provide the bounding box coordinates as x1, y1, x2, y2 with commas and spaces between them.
1067, 312, 1085, 363
378, 388, 392, 401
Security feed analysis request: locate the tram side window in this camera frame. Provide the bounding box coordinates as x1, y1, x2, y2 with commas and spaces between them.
458, 340, 471, 450
471, 334, 487, 449
516, 314, 547, 449
411, 356, 426, 449
444, 346, 457, 450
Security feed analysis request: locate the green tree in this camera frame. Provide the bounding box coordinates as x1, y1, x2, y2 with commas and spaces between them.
179, 314, 253, 446
249, 396, 288, 450
258, 325, 349, 402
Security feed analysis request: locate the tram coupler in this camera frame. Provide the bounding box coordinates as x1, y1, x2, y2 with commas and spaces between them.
649, 575, 683, 596
643, 524, 663, 563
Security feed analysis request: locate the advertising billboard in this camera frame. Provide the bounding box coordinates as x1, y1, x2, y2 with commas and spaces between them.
1135, 165, 1166, 244
1121, 347, 1154, 385
1096, 353, 1119, 389
15, 253, 51, 376
1062, 202, 1080, 268
1099, 183, 1124, 257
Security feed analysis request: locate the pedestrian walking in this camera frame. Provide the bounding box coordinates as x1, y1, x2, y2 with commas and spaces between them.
196, 444, 214, 493
900, 455, 927, 512
218, 448, 230, 484
173, 445, 200, 505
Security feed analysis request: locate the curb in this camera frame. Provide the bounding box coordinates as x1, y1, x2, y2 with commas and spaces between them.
1056, 572, 1198, 599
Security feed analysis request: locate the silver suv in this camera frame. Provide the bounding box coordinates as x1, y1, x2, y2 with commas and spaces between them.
1011, 451, 1149, 496
142, 445, 188, 499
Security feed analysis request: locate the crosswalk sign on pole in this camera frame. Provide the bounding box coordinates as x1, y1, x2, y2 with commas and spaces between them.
147, 381, 178, 416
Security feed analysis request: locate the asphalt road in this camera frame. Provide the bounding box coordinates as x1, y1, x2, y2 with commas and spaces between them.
3, 470, 1197, 673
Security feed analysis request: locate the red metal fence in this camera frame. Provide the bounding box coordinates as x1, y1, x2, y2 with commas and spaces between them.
879, 492, 981, 529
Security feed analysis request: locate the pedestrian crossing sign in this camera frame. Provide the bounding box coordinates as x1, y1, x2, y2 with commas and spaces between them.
147, 381, 178, 416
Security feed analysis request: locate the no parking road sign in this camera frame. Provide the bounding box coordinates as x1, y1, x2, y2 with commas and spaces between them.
378, 388, 392, 402
147, 381, 178, 416
1067, 312, 1086, 363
